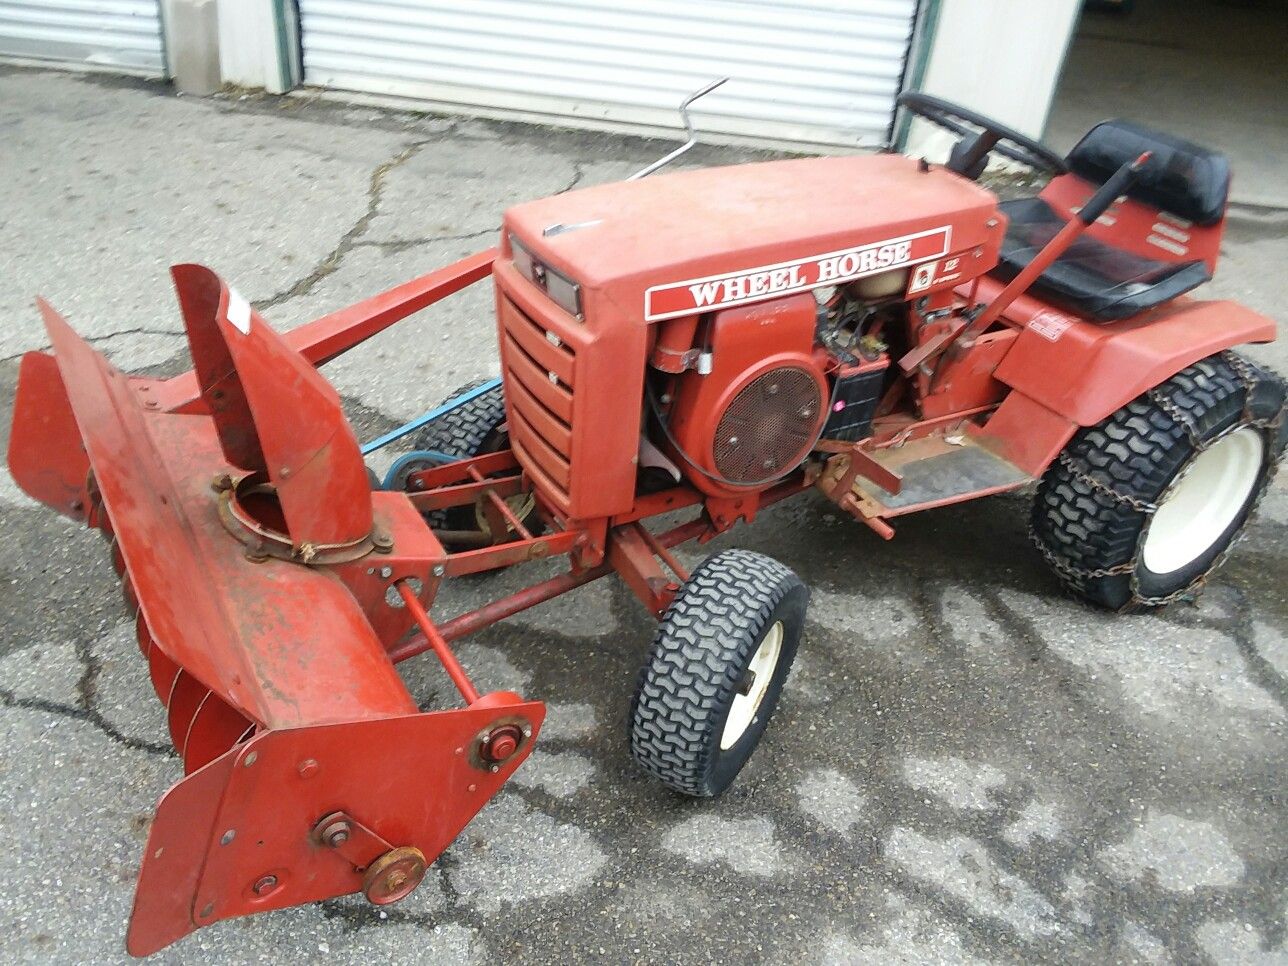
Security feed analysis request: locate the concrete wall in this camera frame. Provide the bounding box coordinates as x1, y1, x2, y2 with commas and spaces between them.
906, 0, 1081, 161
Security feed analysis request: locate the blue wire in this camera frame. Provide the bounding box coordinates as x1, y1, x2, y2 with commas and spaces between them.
359, 377, 503, 456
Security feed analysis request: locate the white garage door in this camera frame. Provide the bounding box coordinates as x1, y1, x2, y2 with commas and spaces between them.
0, 0, 165, 74
300, 0, 918, 147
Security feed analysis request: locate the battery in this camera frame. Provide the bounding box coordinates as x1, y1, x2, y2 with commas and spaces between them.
821, 363, 886, 443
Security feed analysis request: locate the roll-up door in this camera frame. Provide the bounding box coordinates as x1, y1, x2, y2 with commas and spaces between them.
0, 1, 166, 74
300, 0, 918, 147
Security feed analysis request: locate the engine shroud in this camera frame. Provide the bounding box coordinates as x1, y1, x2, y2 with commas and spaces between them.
666, 294, 828, 497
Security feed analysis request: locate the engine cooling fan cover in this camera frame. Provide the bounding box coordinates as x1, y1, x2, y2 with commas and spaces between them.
712, 366, 825, 483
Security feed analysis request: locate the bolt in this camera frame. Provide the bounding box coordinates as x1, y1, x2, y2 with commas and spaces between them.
384, 869, 408, 892
372, 530, 394, 553
298, 758, 319, 779
279, 466, 291, 478
242, 751, 257, 767
211, 473, 234, 493
379, 566, 393, 579
220, 829, 236, 846
252, 874, 278, 896
480, 723, 524, 765
432, 564, 446, 577
321, 821, 351, 848
488, 733, 518, 761
767, 383, 780, 395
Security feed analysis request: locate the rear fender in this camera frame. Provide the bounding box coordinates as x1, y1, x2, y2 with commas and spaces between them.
990, 284, 1276, 426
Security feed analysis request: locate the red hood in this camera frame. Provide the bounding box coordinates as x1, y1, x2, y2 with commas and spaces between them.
502, 154, 1003, 321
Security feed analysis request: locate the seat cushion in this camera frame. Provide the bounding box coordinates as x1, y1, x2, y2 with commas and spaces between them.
991, 198, 1211, 322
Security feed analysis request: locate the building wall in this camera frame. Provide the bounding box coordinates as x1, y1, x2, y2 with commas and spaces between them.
905, 0, 1081, 161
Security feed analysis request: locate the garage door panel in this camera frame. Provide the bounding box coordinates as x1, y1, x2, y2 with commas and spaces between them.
301, 0, 917, 146
0, 0, 164, 73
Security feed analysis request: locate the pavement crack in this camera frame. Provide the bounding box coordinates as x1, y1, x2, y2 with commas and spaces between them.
1, 327, 186, 364
353, 226, 498, 254
0, 685, 174, 757
555, 161, 586, 195
254, 138, 432, 312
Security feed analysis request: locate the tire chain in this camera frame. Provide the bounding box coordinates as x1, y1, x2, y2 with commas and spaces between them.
1055, 450, 1159, 514
1032, 352, 1286, 610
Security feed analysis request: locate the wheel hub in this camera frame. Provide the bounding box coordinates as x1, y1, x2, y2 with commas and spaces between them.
720, 621, 784, 750
1142, 426, 1265, 575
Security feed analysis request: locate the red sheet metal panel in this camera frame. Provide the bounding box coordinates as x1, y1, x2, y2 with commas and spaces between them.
39, 299, 418, 730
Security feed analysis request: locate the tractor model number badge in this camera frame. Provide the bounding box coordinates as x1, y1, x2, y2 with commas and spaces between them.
644, 226, 951, 321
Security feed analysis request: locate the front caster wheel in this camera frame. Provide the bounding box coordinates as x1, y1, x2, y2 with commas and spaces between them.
628, 548, 808, 797
1031, 352, 1285, 610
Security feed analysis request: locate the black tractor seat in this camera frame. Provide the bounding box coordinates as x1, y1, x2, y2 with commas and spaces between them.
991, 197, 1211, 322
989, 119, 1230, 323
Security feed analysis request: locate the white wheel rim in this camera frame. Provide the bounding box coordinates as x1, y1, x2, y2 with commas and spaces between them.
720, 621, 784, 751
1141, 427, 1264, 575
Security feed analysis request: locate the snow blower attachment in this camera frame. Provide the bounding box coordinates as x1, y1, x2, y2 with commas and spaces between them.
9, 263, 543, 955
9, 89, 1283, 957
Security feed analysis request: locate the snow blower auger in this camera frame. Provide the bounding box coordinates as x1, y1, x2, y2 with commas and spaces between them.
8, 88, 1285, 955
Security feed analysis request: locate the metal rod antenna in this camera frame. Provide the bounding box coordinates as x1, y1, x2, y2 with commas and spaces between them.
628, 77, 729, 181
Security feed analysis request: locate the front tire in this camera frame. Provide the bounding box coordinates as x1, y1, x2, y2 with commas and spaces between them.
629, 549, 808, 797
1031, 352, 1285, 610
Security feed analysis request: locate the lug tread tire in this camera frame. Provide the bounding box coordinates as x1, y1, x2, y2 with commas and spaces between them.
409, 380, 507, 531
1031, 352, 1285, 610
629, 548, 806, 797
412, 379, 507, 459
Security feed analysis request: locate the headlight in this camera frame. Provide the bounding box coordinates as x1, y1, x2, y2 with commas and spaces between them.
510, 234, 582, 320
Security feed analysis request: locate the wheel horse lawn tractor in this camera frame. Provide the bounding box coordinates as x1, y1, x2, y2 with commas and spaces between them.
8, 88, 1284, 954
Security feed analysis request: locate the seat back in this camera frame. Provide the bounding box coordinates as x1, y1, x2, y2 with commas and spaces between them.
1037, 119, 1229, 273
1067, 119, 1230, 226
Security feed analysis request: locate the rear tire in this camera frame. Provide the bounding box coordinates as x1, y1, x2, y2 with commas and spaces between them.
1031, 352, 1285, 610
629, 549, 807, 797
409, 380, 540, 544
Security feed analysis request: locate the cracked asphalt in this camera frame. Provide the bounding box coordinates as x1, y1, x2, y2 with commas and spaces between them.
1, 68, 1286, 965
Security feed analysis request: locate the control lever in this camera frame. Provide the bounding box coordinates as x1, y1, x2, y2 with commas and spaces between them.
628, 77, 729, 181
899, 151, 1153, 374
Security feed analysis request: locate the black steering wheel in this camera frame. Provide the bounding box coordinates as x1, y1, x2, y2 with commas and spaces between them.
897, 91, 1068, 179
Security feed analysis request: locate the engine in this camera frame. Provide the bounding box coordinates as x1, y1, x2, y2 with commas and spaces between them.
650, 273, 905, 497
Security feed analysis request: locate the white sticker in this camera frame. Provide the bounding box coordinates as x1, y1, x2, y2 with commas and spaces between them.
226, 289, 252, 335
1028, 310, 1072, 343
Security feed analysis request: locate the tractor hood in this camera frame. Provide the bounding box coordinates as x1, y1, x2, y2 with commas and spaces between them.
502, 154, 1004, 323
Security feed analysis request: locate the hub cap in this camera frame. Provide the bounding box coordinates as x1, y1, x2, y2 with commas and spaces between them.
720, 621, 783, 750
1142, 427, 1264, 575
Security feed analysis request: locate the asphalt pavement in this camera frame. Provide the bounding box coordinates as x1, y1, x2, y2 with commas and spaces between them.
1, 67, 1285, 965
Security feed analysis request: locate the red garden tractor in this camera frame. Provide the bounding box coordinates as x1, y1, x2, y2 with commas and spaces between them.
8, 91, 1283, 954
